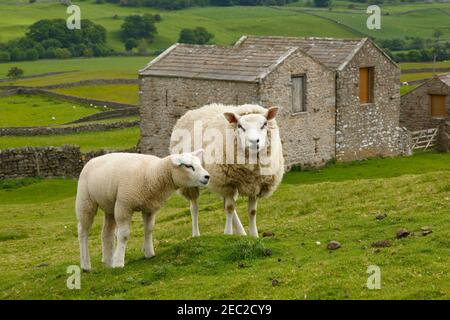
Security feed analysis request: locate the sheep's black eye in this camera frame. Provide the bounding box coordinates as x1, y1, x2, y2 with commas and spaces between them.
238, 124, 245, 132
181, 164, 195, 171
261, 122, 267, 129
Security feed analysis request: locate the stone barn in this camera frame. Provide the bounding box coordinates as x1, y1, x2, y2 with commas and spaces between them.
139, 35, 401, 168
400, 74, 450, 131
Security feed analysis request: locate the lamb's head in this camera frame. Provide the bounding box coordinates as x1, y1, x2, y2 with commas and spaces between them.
224, 106, 279, 153
170, 150, 210, 188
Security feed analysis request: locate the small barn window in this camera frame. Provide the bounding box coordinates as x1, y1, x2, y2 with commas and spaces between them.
430, 94, 447, 118
291, 75, 306, 113
359, 67, 374, 104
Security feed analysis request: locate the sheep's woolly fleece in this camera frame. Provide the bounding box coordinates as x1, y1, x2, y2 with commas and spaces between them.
171, 103, 284, 198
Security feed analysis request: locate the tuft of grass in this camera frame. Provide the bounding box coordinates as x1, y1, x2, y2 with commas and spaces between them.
227, 237, 267, 262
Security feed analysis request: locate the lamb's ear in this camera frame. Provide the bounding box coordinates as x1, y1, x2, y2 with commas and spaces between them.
223, 112, 239, 124
266, 107, 279, 121
192, 149, 204, 158
170, 154, 183, 166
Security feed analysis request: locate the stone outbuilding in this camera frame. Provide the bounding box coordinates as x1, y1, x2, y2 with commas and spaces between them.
400, 74, 450, 131
139, 35, 401, 168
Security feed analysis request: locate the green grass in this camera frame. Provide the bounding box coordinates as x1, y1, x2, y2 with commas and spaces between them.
0, 0, 360, 54
0, 56, 151, 86
400, 61, 450, 71
0, 94, 102, 127
0, 151, 449, 299
0, 126, 139, 151
52, 84, 139, 105
280, 3, 450, 41
400, 85, 417, 95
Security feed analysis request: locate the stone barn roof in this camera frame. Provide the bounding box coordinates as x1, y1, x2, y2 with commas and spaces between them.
140, 36, 397, 82
439, 74, 450, 86
139, 43, 298, 82
234, 35, 366, 70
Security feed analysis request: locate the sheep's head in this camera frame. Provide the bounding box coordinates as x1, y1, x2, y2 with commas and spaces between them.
224, 106, 278, 153
170, 149, 210, 188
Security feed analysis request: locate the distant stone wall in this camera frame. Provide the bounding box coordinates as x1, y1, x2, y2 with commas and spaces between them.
0, 145, 137, 179
67, 107, 139, 124
41, 79, 138, 90
17, 87, 136, 109
0, 120, 139, 136
400, 78, 450, 131
336, 41, 401, 161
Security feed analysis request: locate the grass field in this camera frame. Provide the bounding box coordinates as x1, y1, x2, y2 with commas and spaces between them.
0, 0, 359, 54
0, 57, 151, 86
282, 2, 450, 41
0, 126, 139, 151
0, 151, 449, 299
0, 94, 101, 127
52, 84, 139, 105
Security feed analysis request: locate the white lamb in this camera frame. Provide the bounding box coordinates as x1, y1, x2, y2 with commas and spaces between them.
170, 103, 284, 237
75, 150, 209, 271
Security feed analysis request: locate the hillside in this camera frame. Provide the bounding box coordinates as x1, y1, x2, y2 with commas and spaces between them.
0, 152, 449, 299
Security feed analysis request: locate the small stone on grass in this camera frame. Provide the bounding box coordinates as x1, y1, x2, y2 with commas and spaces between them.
376, 213, 387, 220
271, 279, 279, 287
327, 240, 341, 250
396, 228, 410, 239
262, 231, 274, 237
421, 226, 432, 236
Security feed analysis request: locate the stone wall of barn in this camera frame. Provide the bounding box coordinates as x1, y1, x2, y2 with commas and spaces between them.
139, 76, 259, 156
336, 41, 401, 161
259, 50, 336, 168
0, 146, 137, 179
400, 78, 450, 131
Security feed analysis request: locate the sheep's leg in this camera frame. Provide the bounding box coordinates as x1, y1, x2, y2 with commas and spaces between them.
76, 192, 97, 272
101, 213, 116, 267
190, 198, 200, 237
224, 197, 235, 235
112, 203, 132, 268
248, 196, 258, 237
232, 211, 247, 236
142, 211, 156, 258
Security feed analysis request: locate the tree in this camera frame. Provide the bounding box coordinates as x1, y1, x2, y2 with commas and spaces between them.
120, 14, 157, 42
178, 27, 214, 45
125, 38, 138, 51
7, 67, 24, 79
313, 0, 331, 7
0, 51, 11, 62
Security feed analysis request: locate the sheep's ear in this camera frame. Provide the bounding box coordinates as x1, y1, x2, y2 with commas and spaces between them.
192, 149, 204, 158
223, 112, 239, 124
170, 154, 183, 166
266, 107, 279, 120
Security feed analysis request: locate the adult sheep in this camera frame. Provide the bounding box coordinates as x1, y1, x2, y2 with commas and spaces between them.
170, 103, 284, 237
76, 151, 209, 271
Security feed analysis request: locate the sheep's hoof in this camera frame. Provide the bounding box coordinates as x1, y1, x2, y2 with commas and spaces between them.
112, 261, 125, 268
81, 267, 91, 273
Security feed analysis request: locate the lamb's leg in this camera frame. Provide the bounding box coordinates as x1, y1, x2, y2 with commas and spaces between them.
102, 213, 116, 267
76, 189, 97, 272
112, 203, 132, 268
142, 211, 156, 258
248, 196, 258, 237
179, 187, 201, 237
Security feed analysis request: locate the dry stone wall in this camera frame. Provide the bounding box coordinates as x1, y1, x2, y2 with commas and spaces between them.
0, 146, 137, 179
